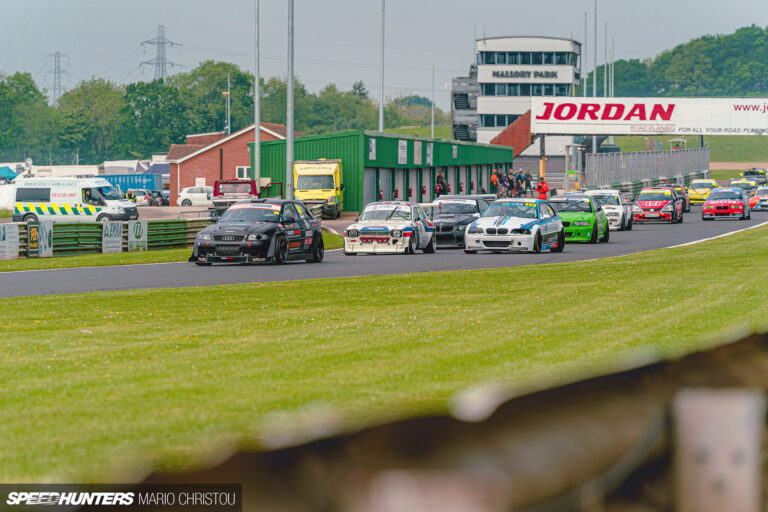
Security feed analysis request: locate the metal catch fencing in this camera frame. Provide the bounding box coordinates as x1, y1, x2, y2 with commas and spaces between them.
585, 147, 710, 189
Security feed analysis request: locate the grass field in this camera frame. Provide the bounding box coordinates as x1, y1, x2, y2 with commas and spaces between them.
2, 225, 768, 481
0, 233, 344, 273
612, 135, 768, 162
386, 125, 451, 139
0, 209, 11, 218
710, 169, 744, 181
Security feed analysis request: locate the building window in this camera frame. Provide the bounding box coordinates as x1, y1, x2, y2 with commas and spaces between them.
555, 84, 569, 96
482, 52, 496, 64
543, 52, 554, 65
507, 83, 520, 96
495, 83, 506, 96
481, 83, 495, 96
532, 52, 543, 65
542, 84, 554, 96
532, 84, 543, 96
507, 52, 520, 65
236, 166, 250, 179
520, 84, 531, 96
555, 52, 569, 65
521, 52, 531, 64
496, 52, 506, 64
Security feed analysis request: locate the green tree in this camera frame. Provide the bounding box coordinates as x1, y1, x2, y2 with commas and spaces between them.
118, 79, 186, 158
58, 78, 124, 163
0, 72, 51, 160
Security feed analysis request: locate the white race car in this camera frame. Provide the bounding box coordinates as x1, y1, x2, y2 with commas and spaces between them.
463, 198, 564, 253
344, 201, 436, 255
585, 189, 633, 230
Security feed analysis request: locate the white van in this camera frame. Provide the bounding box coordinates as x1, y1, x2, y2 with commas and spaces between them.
12, 177, 138, 223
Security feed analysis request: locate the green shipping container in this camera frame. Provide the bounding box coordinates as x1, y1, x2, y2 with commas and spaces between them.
250, 131, 514, 213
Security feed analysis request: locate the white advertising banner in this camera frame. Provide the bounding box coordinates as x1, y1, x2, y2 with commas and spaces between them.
38, 221, 53, 258
531, 97, 768, 136
128, 220, 148, 252
102, 221, 123, 254
426, 143, 434, 165
368, 138, 376, 160
413, 141, 422, 165
0, 223, 19, 260
397, 140, 408, 165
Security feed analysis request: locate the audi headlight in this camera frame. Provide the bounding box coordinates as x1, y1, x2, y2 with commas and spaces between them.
661, 204, 673, 212
391, 229, 402, 238
197, 233, 211, 241
347, 229, 359, 238
247, 233, 267, 241
468, 227, 483, 234
457, 225, 466, 231
574, 221, 591, 226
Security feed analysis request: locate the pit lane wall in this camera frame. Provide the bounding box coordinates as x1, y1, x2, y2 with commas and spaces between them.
585, 147, 710, 198
0, 219, 209, 260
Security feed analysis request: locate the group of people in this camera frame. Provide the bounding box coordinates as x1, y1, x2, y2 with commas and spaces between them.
490, 169, 535, 199
434, 168, 549, 200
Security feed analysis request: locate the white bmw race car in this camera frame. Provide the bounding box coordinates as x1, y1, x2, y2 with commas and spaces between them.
463, 198, 565, 253
585, 189, 633, 231
344, 201, 436, 255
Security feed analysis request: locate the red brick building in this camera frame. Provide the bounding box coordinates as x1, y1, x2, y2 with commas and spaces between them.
168, 123, 296, 205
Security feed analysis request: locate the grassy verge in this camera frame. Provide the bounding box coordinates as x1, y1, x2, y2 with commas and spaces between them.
2, 226, 768, 481
0, 209, 11, 219
0, 233, 343, 272
710, 169, 744, 181
612, 135, 768, 162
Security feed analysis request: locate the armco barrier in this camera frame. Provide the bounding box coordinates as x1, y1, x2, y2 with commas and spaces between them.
5, 219, 212, 260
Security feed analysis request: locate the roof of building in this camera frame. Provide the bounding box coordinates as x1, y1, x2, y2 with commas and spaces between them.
477, 35, 582, 45
166, 144, 205, 161
145, 163, 170, 175
168, 123, 301, 164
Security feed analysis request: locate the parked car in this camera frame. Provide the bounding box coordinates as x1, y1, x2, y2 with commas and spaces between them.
177, 186, 214, 207
127, 188, 153, 206
584, 189, 633, 230
148, 190, 169, 206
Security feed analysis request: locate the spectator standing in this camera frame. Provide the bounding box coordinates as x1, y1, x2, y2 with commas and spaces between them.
535, 177, 550, 200
490, 169, 499, 195
436, 170, 448, 197
507, 171, 517, 197
498, 172, 509, 198
515, 170, 525, 197
524, 171, 533, 196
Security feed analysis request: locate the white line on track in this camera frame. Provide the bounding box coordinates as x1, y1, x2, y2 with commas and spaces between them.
667, 221, 768, 248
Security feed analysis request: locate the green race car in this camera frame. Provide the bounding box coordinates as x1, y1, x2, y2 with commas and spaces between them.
548, 195, 609, 243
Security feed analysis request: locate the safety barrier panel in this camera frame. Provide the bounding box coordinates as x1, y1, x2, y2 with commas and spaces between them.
585, 147, 710, 189
2, 219, 212, 260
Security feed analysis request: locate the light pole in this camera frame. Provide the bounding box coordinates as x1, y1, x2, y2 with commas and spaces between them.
378, 0, 385, 132
286, 0, 294, 199
592, 0, 597, 154
253, 0, 260, 183
583, 12, 587, 97
431, 64, 435, 138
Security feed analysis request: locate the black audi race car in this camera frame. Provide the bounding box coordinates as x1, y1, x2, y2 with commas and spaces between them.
421, 195, 492, 248
190, 199, 324, 265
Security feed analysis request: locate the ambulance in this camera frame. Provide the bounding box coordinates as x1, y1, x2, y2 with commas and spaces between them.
12, 177, 138, 223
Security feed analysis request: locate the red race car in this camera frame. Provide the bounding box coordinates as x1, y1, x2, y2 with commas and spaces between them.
702, 188, 751, 221
632, 187, 684, 223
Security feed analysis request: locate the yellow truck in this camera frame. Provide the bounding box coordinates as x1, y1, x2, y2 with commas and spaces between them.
293, 159, 344, 219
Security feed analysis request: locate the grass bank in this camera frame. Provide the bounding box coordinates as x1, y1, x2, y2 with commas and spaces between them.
2, 226, 768, 481
0, 232, 343, 272
612, 135, 768, 162
0, 209, 11, 218
710, 169, 744, 181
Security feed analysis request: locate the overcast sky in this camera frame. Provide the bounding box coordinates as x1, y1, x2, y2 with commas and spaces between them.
1, 0, 766, 111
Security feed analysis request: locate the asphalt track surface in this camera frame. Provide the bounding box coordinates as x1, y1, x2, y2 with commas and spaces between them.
2, 208, 767, 298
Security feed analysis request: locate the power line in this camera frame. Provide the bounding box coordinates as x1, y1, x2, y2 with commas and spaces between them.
140, 25, 178, 80
45, 51, 69, 105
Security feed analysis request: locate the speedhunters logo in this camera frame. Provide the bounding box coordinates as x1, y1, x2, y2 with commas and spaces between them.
0, 485, 241, 511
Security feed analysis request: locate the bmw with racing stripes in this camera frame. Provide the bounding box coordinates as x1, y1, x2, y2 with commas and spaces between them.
463, 199, 565, 254
343, 201, 436, 255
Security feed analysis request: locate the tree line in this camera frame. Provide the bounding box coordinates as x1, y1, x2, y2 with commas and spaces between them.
584, 24, 768, 97
0, 60, 448, 166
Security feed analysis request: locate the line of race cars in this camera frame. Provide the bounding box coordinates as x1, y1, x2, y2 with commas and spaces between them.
187, 179, 760, 264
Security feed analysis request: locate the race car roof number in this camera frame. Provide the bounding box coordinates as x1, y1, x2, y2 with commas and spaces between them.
366, 204, 410, 211
231, 203, 281, 211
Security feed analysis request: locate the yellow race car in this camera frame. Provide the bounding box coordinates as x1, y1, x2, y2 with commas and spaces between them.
687, 179, 718, 204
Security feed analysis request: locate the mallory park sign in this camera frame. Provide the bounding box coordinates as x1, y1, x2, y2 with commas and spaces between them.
492, 70, 558, 79
530, 97, 768, 136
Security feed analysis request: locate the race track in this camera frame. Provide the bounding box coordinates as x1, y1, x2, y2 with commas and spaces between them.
1, 209, 766, 298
